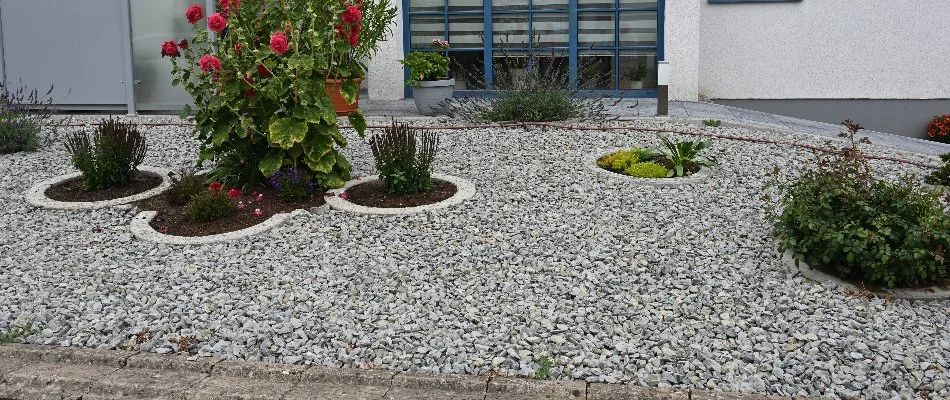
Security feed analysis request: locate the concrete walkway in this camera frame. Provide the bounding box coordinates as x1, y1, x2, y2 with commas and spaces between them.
0, 344, 802, 400
359, 98, 950, 157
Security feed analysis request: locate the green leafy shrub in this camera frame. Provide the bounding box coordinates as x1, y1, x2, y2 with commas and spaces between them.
0, 83, 58, 155
65, 118, 148, 191
624, 162, 669, 178
702, 119, 722, 127
166, 169, 205, 206
0, 322, 37, 345
186, 186, 236, 222
651, 134, 717, 177
400, 39, 450, 86
925, 153, 950, 187
770, 120, 950, 288
597, 149, 654, 172
269, 166, 314, 202
370, 120, 439, 194
484, 89, 581, 123
534, 356, 554, 379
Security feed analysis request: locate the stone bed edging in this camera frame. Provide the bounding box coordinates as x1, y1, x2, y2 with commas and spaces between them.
324, 174, 476, 215
130, 208, 318, 245
586, 148, 714, 187
25, 166, 173, 210
781, 250, 950, 301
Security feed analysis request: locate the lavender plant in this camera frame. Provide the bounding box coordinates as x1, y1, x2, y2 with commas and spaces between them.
269, 166, 315, 202
0, 82, 58, 154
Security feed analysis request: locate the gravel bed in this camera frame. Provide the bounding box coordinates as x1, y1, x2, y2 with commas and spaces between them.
1, 115, 948, 400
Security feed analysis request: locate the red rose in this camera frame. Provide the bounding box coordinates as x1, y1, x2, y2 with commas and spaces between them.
342, 5, 362, 23
348, 32, 359, 47
209, 182, 223, 191
257, 64, 272, 77
178, 39, 189, 49
160, 40, 180, 58
234, 43, 242, 55
246, 88, 256, 98
335, 25, 346, 38
185, 4, 204, 24
227, 188, 241, 198
269, 32, 289, 55
198, 54, 221, 73
243, 73, 255, 85
208, 13, 227, 32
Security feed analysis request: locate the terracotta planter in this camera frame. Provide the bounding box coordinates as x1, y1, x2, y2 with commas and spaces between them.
325, 78, 362, 116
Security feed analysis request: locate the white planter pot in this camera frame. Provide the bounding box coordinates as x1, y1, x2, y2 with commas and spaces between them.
412, 79, 455, 116
620, 80, 644, 90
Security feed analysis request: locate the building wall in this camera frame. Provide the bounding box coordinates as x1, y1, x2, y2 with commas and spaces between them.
367, 0, 405, 100
697, 0, 950, 100
663, 0, 700, 101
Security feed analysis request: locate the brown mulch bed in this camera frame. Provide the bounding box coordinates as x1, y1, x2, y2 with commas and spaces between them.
343, 179, 456, 208
135, 186, 326, 237
45, 172, 163, 202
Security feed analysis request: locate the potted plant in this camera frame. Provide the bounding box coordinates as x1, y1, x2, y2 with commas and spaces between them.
163, 0, 379, 190
620, 61, 648, 90
325, 0, 397, 115
401, 39, 454, 116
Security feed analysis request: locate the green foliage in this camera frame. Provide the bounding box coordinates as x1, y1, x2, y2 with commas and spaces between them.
0, 322, 37, 345
370, 120, 439, 194
620, 61, 647, 82
0, 115, 39, 154
534, 356, 554, 380
168, 0, 395, 191
400, 40, 450, 86
770, 120, 950, 288
186, 189, 236, 222
166, 169, 205, 206
702, 119, 722, 127
925, 153, 950, 187
0, 82, 58, 155
597, 149, 653, 172
651, 134, 716, 177
269, 167, 314, 202
484, 89, 580, 122
624, 162, 670, 178
65, 118, 148, 191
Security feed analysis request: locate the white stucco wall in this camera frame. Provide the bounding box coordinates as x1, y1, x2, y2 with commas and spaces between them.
367, 2, 405, 100
663, 0, 701, 101
698, 0, 950, 100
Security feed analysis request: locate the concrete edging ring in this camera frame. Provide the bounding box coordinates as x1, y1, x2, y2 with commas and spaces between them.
324, 174, 475, 215
586, 148, 714, 187
25, 166, 173, 210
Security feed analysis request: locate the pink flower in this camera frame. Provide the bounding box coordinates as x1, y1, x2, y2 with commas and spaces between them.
207, 13, 227, 32
253, 208, 264, 217
237, 201, 246, 209
160, 40, 180, 58
185, 4, 204, 24
353, 174, 361, 180
255, 193, 265, 202
209, 181, 223, 191
159, 226, 169, 233
431, 38, 449, 48
269, 32, 289, 55
92, 226, 103, 233
227, 188, 241, 198
339, 192, 350, 200
198, 54, 221, 73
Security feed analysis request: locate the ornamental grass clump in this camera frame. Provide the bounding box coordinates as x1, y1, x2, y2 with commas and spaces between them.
65, 118, 147, 191
163, 0, 396, 189
370, 120, 438, 194
768, 120, 950, 289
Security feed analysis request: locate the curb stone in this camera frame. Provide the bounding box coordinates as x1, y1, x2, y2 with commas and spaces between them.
130, 208, 312, 245
24, 166, 173, 210
325, 174, 476, 215
0, 344, 810, 400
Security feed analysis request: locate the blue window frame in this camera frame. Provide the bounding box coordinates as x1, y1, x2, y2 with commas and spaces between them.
403, 0, 665, 98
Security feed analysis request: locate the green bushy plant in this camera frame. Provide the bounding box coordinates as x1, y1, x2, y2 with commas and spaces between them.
400, 39, 450, 86
370, 120, 439, 194
269, 166, 314, 202
186, 186, 236, 222
65, 118, 148, 191
624, 162, 669, 178
597, 149, 654, 172
769, 120, 950, 288
166, 169, 205, 206
0, 82, 58, 155
485, 89, 580, 123
925, 153, 950, 187
702, 119, 722, 127
651, 134, 716, 177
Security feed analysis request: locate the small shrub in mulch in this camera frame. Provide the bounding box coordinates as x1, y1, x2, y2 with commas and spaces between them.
137, 182, 325, 237
598, 135, 717, 178
45, 171, 163, 202
337, 178, 456, 208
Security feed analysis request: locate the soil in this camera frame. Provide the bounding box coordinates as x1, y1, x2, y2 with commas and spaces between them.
652, 156, 701, 176
45, 172, 163, 202
343, 179, 457, 208
805, 256, 950, 294
135, 186, 326, 237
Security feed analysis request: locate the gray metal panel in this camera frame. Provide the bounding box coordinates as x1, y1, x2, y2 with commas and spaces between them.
129, 0, 195, 110
0, 0, 128, 105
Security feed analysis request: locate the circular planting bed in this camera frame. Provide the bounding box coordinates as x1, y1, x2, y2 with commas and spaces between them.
587, 148, 714, 187
325, 174, 475, 215
25, 166, 172, 209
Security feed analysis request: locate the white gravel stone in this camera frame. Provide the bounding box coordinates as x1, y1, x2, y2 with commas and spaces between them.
0, 115, 947, 400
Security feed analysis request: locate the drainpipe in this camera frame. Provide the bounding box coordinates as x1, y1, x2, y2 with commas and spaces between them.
656, 60, 669, 117
120, 0, 136, 116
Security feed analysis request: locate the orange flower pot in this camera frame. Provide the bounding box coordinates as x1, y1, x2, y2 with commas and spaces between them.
325, 78, 362, 116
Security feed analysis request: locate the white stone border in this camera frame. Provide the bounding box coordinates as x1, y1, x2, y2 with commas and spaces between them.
781, 250, 950, 301
586, 148, 714, 187
130, 208, 317, 245
324, 174, 475, 215
25, 166, 173, 210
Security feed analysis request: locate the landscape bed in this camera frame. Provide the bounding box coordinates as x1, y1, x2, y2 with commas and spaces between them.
0, 115, 948, 400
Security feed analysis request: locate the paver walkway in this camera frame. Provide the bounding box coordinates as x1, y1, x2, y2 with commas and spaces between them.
0, 344, 800, 400
358, 98, 950, 157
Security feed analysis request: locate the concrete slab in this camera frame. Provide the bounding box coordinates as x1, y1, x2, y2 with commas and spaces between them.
0, 344, 136, 368
283, 382, 390, 400
84, 366, 206, 399
391, 371, 487, 392
210, 359, 309, 382
486, 376, 585, 399
301, 365, 395, 386
189, 376, 293, 400
126, 352, 220, 374
384, 387, 484, 399
587, 384, 689, 400
4, 363, 119, 399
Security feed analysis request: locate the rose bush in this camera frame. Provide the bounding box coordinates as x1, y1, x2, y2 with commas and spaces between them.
164, 0, 395, 189
927, 114, 950, 144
